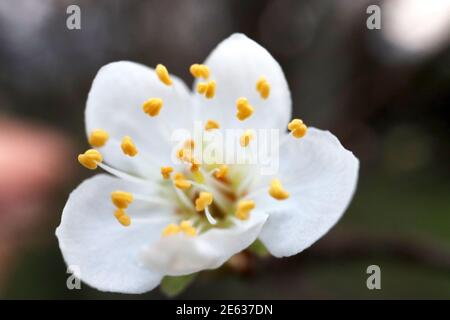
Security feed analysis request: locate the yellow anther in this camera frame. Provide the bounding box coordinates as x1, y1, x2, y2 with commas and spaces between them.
121, 136, 138, 157
78, 149, 102, 170
288, 119, 308, 138
161, 166, 173, 179
180, 220, 197, 237
235, 200, 255, 220
173, 172, 191, 190
114, 209, 131, 227
236, 97, 254, 121
88, 129, 109, 147
204, 119, 220, 131
190, 64, 210, 79
183, 139, 195, 151
214, 165, 228, 179
256, 76, 270, 99
268, 178, 290, 200
162, 223, 181, 237
197, 80, 216, 99
111, 191, 134, 209
155, 64, 172, 86
162, 221, 197, 237
142, 98, 163, 117
195, 192, 213, 211
190, 162, 200, 173
240, 130, 254, 147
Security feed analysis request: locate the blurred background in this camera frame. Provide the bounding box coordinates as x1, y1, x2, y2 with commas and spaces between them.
0, 0, 449, 299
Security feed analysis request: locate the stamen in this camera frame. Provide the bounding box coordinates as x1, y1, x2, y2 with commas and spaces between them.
114, 209, 131, 227
161, 166, 173, 179
214, 165, 228, 179
288, 119, 308, 138
88, 129, 109, 147
121, 136, 138, 157
155, 64, 172, 86
142, 98, 163, 117
235, 200, 255, 220
162, 223, 180, 236
180, 220, 197, 236
78, 149, 102, 170
190, 64, 210, 79
111, 190, 134, 209
240, 130, 254, 147
236, 97, 254, 121
197, 80, 216, 99
268, 178, 290, 200
195, 192, 213, 211
256, 76, 270, 99
205, 119, 220, 131
173, 172, 192, 190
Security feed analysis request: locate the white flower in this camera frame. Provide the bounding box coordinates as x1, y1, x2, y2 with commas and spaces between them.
56, 33, 359, 294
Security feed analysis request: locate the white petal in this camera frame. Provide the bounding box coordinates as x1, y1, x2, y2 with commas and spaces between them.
86, 61, 193, 177
193, 33, 291, 130
139, 213, 268, 276
254, 128, 359, 257
56, 174, 176, 294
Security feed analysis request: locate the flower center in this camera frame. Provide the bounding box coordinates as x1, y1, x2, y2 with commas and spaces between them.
77, 63, 310, 236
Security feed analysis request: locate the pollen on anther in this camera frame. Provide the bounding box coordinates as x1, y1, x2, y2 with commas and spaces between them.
121, 136, 138, 157
114, 209, 131, 227
78, 149, 102, 170
111, 190, 134, 209
195, 192, 213, 211
240, 130, 254, 147
173, 172, 191, 190
235, 200, 255, 220
214, 165, 228, 179
236, 97, 254, 121
161, 166, 173, 179
197, 80, 216, 99
190, 64, 210, 79
268, 178, 290, 200
256, 77, 270, 99
88, 129, 109, 147
155, 64, 172, 86
205, 120, 220, 131
288, 119, 307, 138
142, 98, 163, 117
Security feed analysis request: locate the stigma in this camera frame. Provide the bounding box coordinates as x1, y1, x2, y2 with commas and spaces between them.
114, 209, 131, 227
88, 129, 109, 147
235, 200, 255, 220
205, 119, 220, 131
111, 190, 134, 209
78, 149, 102, 170
288, 119, 308, 138
190, 64, 210, 79
142, 98, 163, 117
236, 97, 254, 121
195, 192, 213, 211
197, 80, 216, 99
256, 76, 270, 99
155, 64, 172, 86
268, 179, 290, 200
121, 136, 138, 157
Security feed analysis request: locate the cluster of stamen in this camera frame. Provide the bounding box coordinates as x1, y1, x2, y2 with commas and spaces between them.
78, 64, 304, 233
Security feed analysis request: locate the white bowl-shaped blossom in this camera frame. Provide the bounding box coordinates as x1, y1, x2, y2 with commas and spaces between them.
56, 33, 359, 294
